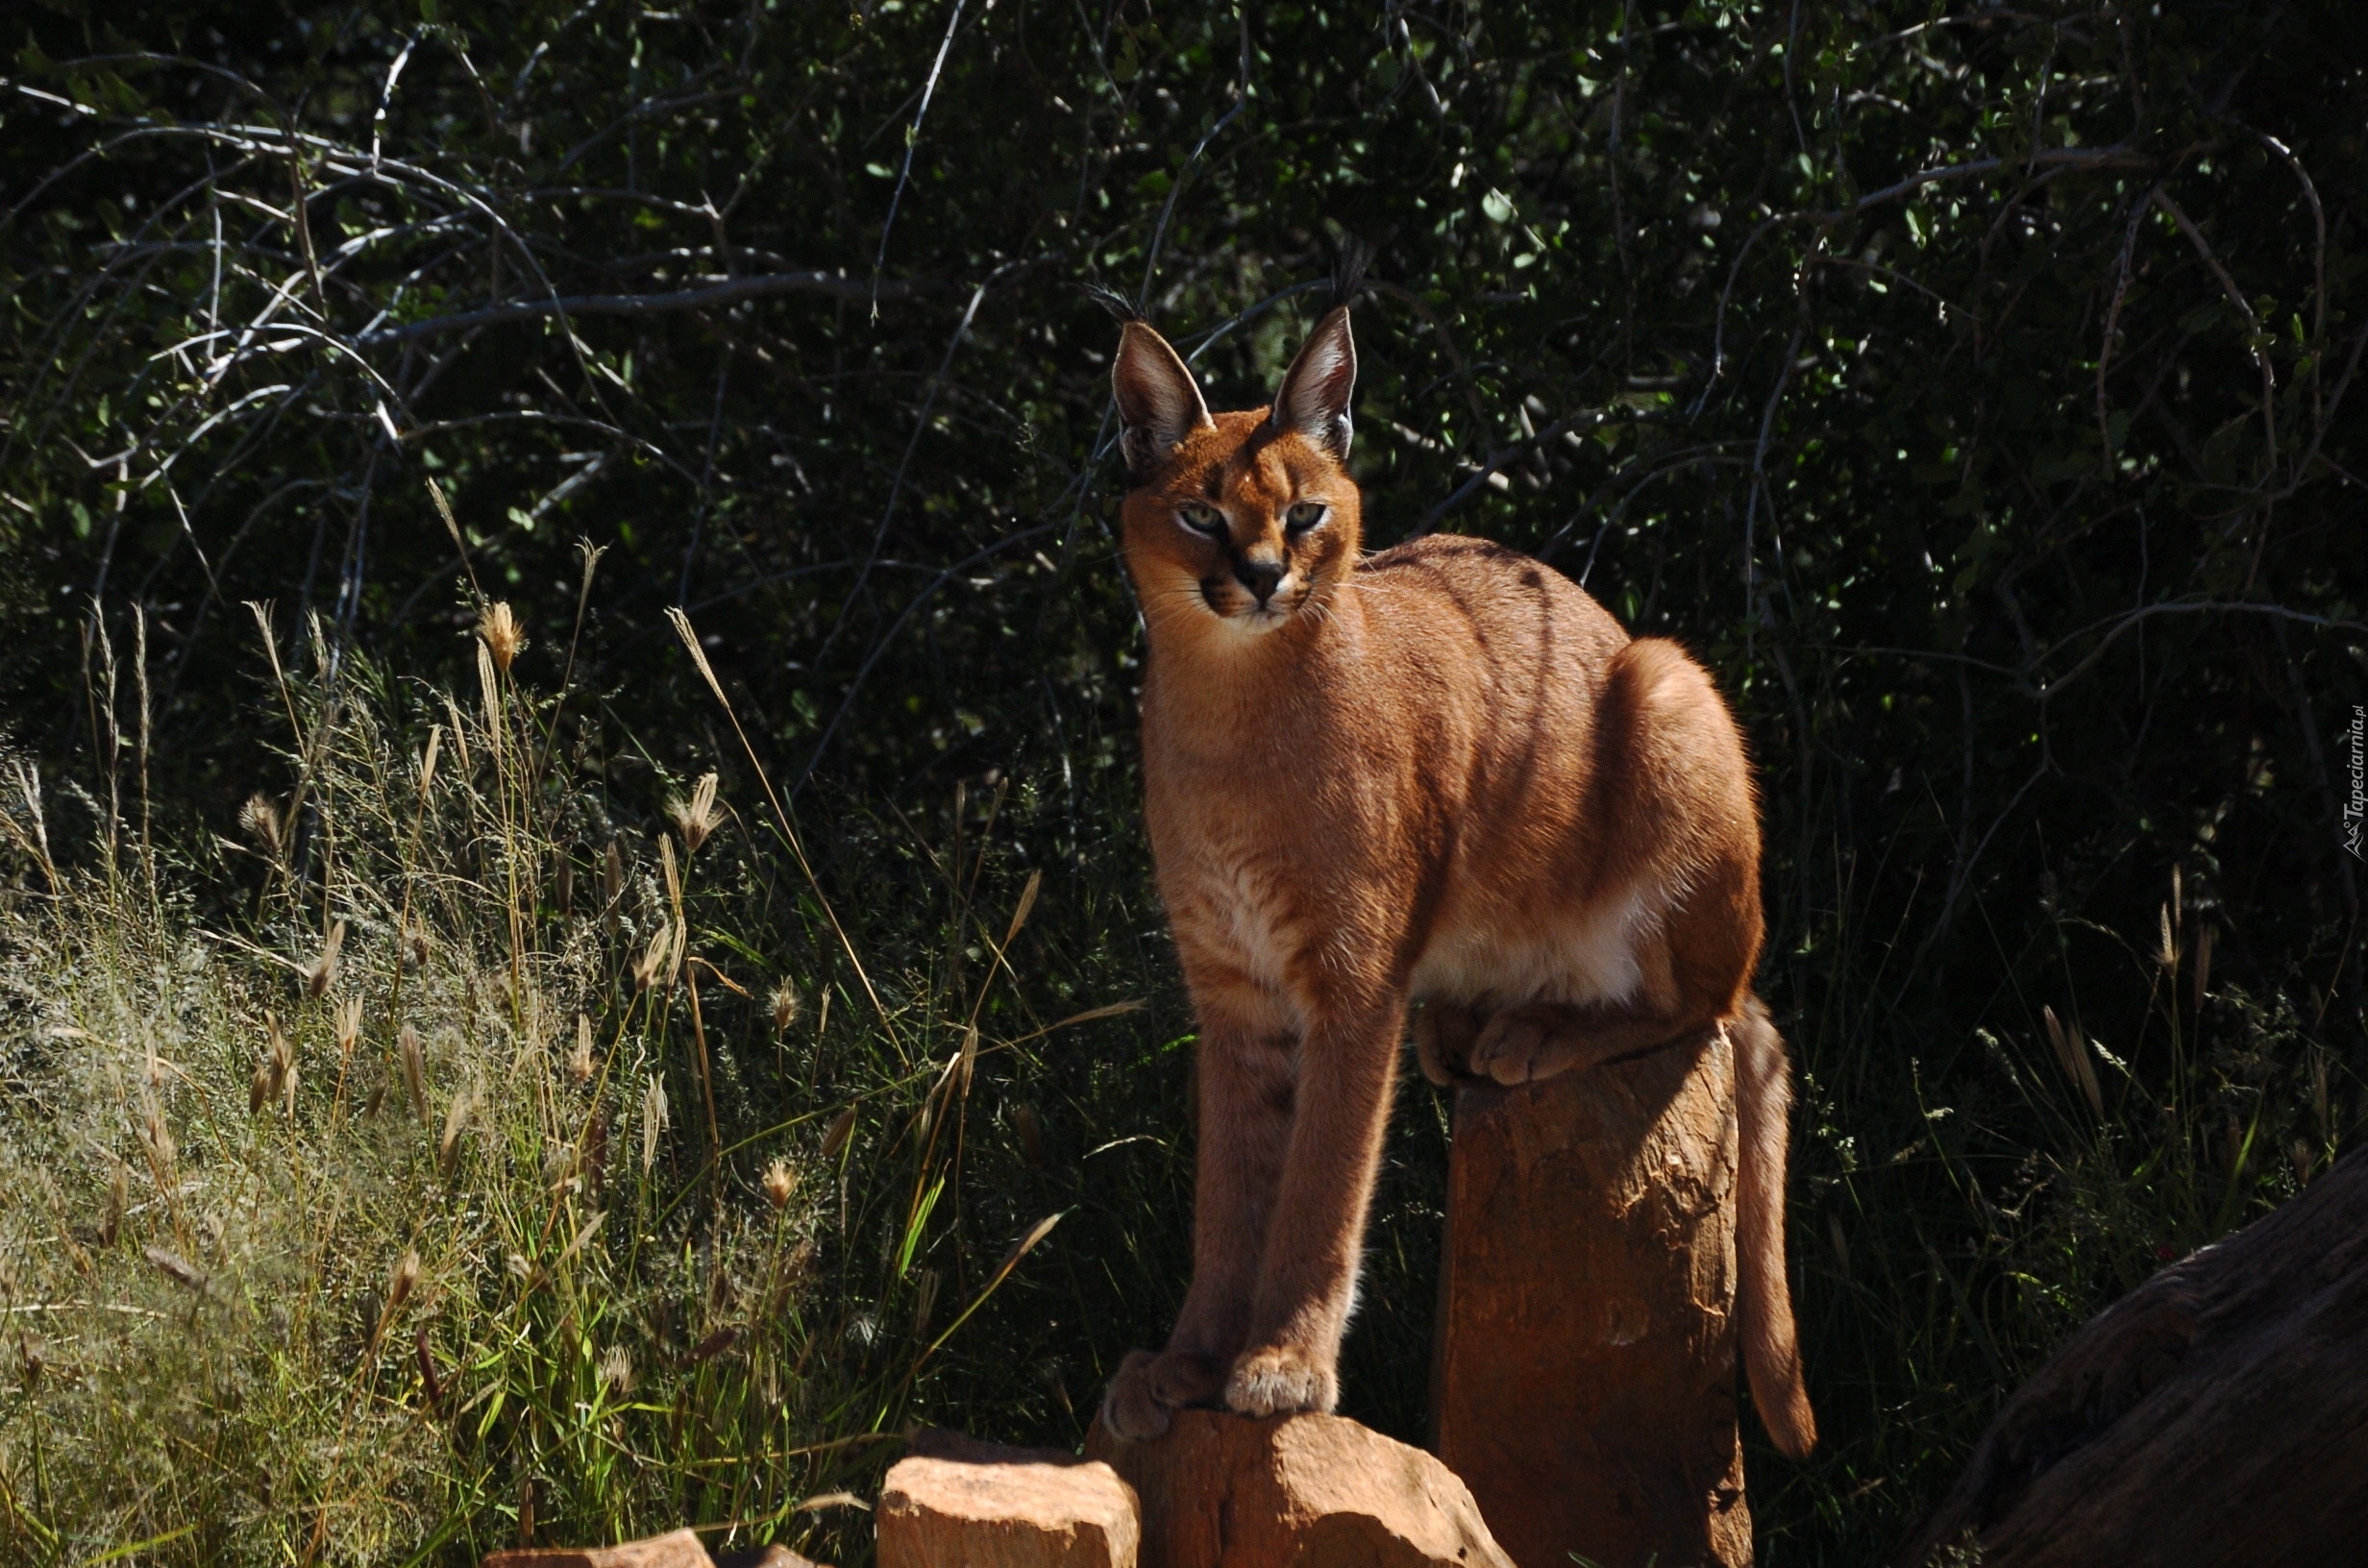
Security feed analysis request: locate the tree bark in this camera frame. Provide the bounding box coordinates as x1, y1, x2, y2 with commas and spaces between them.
1431, 1023, 1752, 1568
1896, 1143, 2368, 1566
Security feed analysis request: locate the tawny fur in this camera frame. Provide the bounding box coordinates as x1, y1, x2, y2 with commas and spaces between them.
1097, 306, 1815, 1459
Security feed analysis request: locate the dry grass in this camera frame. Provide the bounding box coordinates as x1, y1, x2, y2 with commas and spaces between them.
0, 605, 1100, 1566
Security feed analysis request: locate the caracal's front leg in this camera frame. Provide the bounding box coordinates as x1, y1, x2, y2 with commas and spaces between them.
1101, 980, 1296, 1440
1225, 991, 1405, 1418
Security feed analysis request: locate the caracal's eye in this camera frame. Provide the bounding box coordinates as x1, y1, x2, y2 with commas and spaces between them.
1285, 502, 1327, 534
1178, 504, 1226, 537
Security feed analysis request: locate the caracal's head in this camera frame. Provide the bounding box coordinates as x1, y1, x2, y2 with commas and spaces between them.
1109, 306, 1363, 645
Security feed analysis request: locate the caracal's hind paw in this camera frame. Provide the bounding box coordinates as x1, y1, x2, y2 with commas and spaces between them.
1468, 1004, 1581, 1085
1224, 1342, 1338, 1418
1413, 1000, 1487, 1087
1100, 1348, 1224, 1441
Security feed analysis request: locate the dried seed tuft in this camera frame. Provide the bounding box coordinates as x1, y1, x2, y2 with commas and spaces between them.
239, 794, 284, 857
146, 1246, 207, 1293
438, 1089, 471, 1178
641, 1076, 669, 1177
2041, 1005, 2105, 1118
416, 1325, 443, 1406
770, 981, 801, 1034
566, 1013, 595, 1084
401, 1023, 429, 1123
99, 1164, 126, 1247
305, 919, 347, 998
668, 772, 721, 855
820, 1105, 857, 1161
761, 1158, 798, 1210
478, 601, 527, 672
384, 1248, 420, 1324
333, 995, 362, 1062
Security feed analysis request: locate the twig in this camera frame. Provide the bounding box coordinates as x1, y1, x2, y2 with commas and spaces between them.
354, 270, 929, 345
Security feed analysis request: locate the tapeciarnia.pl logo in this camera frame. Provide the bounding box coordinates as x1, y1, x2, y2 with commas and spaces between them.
2346, 704, 2364, 860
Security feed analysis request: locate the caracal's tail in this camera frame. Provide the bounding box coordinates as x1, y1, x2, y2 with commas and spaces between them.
1733, 992, 1816, 1458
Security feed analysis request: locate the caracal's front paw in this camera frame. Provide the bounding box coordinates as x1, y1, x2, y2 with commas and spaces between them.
1468, 1005, 1573, 1086
1224, 1342, 1338, 1419
1413, 1000, 1487, 1087
1100, 1347, 1225, 1441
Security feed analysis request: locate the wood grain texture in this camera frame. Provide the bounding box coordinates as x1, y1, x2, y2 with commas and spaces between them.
1432, 1024, 1753, 1568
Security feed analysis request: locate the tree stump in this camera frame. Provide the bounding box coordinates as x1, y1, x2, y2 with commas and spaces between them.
1894, 1143, 2368, 1567
1431, 1022, 1750, 1568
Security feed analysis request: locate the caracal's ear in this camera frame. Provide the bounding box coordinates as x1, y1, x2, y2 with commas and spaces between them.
1270, 305, 1357, 461
1113, 321, 1213, 478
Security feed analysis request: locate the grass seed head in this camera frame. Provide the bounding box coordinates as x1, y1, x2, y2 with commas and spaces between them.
333, 995, 361, 1061
438, 1090, 470, 1178
641, 1076, 669, 1176
401, 1023, 429, 1122
146, 1246, 206, 1293
238, 793, 284, 857
305, 919, 347, 997
669, 772, 720, 855
567, 1013, 595, 1083
99, 1164, 125, 1247
770, 981, 801, 1034
820, 1104, 856, 1161
141, 1105, 175, 1179
478, 601, 527, 672
385, 1248, 420, 1322
761, 1158, 798, 1210
631, 920, 678, 992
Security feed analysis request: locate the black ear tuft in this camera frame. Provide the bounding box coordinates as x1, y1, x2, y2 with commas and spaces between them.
1111, 320, 1213, 478
1080, 282, 1146, 324
1270, 306, 1357, 461
1326, 238, 1371, 316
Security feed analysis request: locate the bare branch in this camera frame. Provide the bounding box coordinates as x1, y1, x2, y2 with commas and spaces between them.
353, 269, 933, 345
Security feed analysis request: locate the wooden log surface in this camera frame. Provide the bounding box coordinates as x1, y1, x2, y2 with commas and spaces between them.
1431, 1022, 1752, 1568
1896, 1143, 2368, 1566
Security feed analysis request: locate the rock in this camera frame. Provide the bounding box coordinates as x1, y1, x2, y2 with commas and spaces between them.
1433, 1024, 1752, 1568
481, 1527, 716, 1568
716, 1548, 828, 1568
481, 1530, 825, 1568
879, 1430, 1142, 1568
1085, 1409, 1513, 1568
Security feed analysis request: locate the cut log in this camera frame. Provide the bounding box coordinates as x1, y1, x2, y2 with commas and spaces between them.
879, 1430, 1141, 1568
1084, 1409, 1512, 1568
1895, 1143, 2368, 1566
1431, 1023, 1752, 1568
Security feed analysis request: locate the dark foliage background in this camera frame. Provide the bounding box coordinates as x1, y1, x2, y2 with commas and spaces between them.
3, 0, 2365, 1560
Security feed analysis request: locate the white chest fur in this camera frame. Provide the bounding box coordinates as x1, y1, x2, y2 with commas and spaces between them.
1409, 879, 1663, 1012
